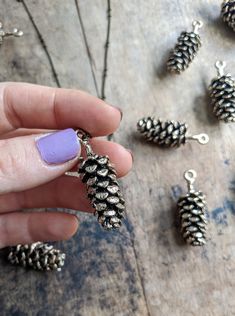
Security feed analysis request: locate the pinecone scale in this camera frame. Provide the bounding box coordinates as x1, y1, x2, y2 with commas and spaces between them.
79, 154, 125, 230
178, 191, 207, 246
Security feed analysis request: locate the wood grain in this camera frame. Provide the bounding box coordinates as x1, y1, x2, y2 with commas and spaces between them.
0, 0, 235, 315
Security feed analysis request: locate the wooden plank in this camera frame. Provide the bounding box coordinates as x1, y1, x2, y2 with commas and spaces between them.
0, 0, 56, 85
0, 1, 149, 316
104, 1, 235, 315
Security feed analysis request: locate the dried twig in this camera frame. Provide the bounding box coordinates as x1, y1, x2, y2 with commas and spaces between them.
18, 0, 61, 87
74, 0, 99, 96
101, 0, 111, 101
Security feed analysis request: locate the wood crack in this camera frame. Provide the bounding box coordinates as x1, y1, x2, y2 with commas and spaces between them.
129, 230, 152, 316
18, 0, 61, 87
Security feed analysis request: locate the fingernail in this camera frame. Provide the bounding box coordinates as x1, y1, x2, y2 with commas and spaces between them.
127, 149, 134, 162
49, 214, 79, 240
36, 128, 80, 165
110, 105, 123, 121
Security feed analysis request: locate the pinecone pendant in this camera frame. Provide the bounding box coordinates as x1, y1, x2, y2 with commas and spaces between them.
209, 61, 235, 123
221, 0, 235, 31
8, 242, 66, 271
137, 117, 209, 147
167, 20, 203, 74
178, 170, 207, 246
77, 130, 125, 230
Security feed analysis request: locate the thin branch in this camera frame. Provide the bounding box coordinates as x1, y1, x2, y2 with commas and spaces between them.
101, 0, 111, 101
18, 0, 61, 87
74, 0, 99, 97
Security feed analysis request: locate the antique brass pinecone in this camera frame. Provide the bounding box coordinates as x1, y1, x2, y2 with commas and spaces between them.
167, 21, 202, 74
209, 61, 235, 123
137, 117, 188, 147
221, 0, 235, 31
79, 154, 125, 230
8, 242, 66, 271
178, 191, 207, 246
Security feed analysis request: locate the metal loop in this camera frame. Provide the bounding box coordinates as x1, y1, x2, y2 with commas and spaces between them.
187, 133, 209, 145
0, 21, 23, 38
184, 169, 197, 192
184, 169, 197, 183
192, 20, 203, 33
12, 28, 23, 37
215, 60, 226, 77
76, 129, 93, 156
76, 129, 91, 142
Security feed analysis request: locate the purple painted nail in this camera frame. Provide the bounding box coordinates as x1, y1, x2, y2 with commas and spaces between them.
36, 128, 80, 164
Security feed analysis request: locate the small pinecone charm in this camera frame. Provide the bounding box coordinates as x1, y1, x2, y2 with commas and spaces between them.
167, 20, 203, 74
209, 61, 235, 123
137, 117, 209, 147
137, 117, 187, 147
177, 170, 207, 246
221, 0, 235, 31
8, 242, 66, 271
77, 131, 125, 230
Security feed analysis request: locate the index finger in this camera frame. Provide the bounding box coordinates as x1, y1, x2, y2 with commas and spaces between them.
0, 82, 122, 136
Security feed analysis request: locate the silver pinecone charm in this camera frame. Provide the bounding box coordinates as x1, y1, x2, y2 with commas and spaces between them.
209, 61, 235, 123
178, 170, 207, 246
221, 0, 235, 31
137, 117, 209, 147
167, 20, 203, 74
8, 242, 66, 271
77, 131, 125, 230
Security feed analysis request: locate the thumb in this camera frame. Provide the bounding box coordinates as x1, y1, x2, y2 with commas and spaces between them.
0, 128, 81, 194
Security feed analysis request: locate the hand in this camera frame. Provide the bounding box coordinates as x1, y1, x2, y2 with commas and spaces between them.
0, 82, 132, 248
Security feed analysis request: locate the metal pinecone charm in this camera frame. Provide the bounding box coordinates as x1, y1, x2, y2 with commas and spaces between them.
221, 0, 235, 31
77, 131, 125, 230
209, 61, 235, 123
167, 20, 203, 74
137, 117, 209, 147
177, 170, 207, 246
8, 242, 66, 271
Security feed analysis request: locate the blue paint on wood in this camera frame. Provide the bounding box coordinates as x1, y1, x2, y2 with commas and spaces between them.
224, 159, 230, 166
229, 181, 235, 191
201, 247, 209, 261
171, 185, 183, 200
223, 198, 235, 216
205, 209, 210, 220
211, 207, 228, 226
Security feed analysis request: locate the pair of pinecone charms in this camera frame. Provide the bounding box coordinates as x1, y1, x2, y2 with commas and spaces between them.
8, 131, 126, 271
166, 15, 235, 123
136, 116, 209, 247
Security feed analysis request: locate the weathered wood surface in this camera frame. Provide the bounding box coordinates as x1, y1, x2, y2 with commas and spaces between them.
0, 0, 235, 315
